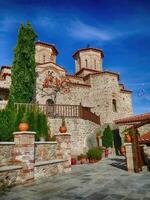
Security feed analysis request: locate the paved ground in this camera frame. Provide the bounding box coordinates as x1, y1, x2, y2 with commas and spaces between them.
0, 156, 150, 200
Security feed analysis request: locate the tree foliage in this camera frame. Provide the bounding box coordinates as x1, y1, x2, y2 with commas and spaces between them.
8, 22, 37, 106
102, 125, 114, 148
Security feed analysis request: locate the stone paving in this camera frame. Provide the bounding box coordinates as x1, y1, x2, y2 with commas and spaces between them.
0, 156, 150, 200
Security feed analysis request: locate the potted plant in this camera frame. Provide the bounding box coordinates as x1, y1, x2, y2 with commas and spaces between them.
59, 117, 67, 133
18, 113, 29, 131
120, 145, 126, 156
78, 154, 87, 164
87, 147, 102, 163
124, 132, 132, 143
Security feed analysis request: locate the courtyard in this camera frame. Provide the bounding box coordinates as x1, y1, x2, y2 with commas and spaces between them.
1, 157, 150, 200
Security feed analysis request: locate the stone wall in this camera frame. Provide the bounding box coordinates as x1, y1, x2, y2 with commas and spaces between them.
35, 44, 57, 64
74, 50, 103, 73
89, 73, 132, 124
35, 141, 57, 162
0, 132, 71, 188
0, 142, 15, 166
48, 118, 100, 155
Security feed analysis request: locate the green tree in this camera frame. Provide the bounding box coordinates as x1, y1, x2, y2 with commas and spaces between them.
8, 22, 37, 106
102, 125, 114, 148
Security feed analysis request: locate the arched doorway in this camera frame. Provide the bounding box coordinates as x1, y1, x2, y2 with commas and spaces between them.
46, 99, 54, 105
46, 99, 55, 117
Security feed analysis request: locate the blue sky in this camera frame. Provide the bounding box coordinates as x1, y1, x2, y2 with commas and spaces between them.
0, 0, 150, 115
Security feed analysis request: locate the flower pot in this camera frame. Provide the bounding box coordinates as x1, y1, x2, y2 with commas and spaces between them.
89, 159, 96, 163
71, 158, 77, 165
121, 147, 126, 156
80, 158, 87, 164
59, 126, 67, 133
18, 123, 29, 131
105, 149, 109, 158
125, 134, 132, 143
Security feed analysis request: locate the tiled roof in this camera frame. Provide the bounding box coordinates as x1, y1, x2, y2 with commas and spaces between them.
1, 66, 11, 70
35, 41, 58, 55
75, 68, 100, 76
115, 113, 150, 124
139, 132, 150, 144
73, 47, 104, 58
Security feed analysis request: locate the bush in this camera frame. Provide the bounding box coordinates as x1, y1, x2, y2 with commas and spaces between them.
86, 147, 103, 160
0, 106, 48, 141
102, 125, 114, 148
0, 109, 16, 141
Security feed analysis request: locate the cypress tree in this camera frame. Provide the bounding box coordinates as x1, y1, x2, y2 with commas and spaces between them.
102, 125, 114, 148
8, 22, 37, 105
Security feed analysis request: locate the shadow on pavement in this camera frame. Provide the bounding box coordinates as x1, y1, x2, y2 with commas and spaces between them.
109, 157, 128, 171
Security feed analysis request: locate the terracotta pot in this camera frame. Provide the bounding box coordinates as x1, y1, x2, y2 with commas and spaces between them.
59, 126, 67, 133
89, 159, 96, 163
18, 123, 29, 131
105, 149, 109, 157
121, 147, 126, 156
80, 158, 87, 164
125, 134, 132, 143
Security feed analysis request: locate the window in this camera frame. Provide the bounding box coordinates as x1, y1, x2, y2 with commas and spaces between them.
85, 59, 88, 68
112, 99, 117, 112
0, 96, 3, 101
43, 55, 46, 63
94, 60, 97, 69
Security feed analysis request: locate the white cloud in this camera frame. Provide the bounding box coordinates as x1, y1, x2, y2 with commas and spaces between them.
33, 16, 56, 29
67, 19, 144, 42
67, 20, 114, 41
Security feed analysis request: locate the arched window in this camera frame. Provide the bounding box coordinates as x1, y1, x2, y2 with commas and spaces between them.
85, 59, 88, 68
46, 99, 54, 105
94, 60, 97, 69
112, 99, 117, 112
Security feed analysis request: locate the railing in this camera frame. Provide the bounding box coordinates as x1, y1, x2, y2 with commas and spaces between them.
79, 106, 100, 125
0, 101, 7, 110
14, 103, 100, 125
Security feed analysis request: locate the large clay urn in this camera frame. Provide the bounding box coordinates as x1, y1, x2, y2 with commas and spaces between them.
59, 126, 67, 133
59, 117, 67, 133
18, 123, 29, 131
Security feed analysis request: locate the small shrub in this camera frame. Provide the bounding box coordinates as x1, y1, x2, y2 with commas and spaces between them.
87, 147, 103, 160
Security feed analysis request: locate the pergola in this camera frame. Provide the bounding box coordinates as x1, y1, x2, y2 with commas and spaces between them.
114, 113, 150, 172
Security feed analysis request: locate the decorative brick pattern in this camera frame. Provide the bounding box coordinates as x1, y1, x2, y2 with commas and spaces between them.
13, 131, 36, 183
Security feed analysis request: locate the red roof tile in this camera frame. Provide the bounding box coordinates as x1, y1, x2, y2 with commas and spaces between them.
139, 132, 150, 144
35, 41, 58, 55
115, 113, 150, 124
73, 47, 104, 58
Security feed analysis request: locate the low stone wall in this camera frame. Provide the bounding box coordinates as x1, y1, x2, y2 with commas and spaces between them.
34, 160, 65, 179
49, 118, 100, 155
35, 141, 57, 162
0, 166, 22, 188
0, 142, 15, 166
0, 132, 71, 189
